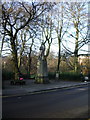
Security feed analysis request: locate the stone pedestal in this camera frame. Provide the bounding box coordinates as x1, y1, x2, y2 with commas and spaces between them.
35, 58, 49, 84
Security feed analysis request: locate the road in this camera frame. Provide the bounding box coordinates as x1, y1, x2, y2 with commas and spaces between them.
2, 84, 89, 118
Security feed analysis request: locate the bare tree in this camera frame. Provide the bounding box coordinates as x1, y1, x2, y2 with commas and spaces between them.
42, 13, 53, 59
53, 3, 69, 77
1, 1, 53, 80
64, 2, 88, 73
36, 7, 55, 59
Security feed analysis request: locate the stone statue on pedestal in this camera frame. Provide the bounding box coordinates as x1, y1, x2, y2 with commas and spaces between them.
35, 43, 49, 84
39, 43, 45, 60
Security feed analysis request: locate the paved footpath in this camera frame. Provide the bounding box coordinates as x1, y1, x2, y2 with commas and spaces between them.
1, 79, 90, 97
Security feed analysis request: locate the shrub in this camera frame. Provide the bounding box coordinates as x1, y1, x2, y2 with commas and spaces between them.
48, 72, 56, 80
48, 72, 82, 81
60, 72, 82, 81
21, 74, 36, 79
2, 69, 14, 81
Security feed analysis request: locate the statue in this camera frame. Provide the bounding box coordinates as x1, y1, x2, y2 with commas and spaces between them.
39, 43, 45, 60
35, 43, 49, 84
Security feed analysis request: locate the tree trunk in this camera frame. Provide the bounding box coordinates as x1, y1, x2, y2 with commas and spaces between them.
28, 52, 32, 78
56, 36, 61, 80
10, 38, 20, 80
57, 46, 61, 72
74, 22, 79, 73
74, 53, 78, 73
45, 42, 51, 59
0, 34, 5, 57
57, 35, 61, 72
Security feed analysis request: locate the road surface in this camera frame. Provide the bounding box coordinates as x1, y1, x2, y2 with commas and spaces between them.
2, 84, 89, 118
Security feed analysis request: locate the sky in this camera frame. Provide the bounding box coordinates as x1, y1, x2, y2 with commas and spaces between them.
1, 0, 90, 57
1, 0, 90, 2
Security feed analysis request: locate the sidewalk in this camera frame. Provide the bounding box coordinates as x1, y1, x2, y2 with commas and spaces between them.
2, 79, 89, 97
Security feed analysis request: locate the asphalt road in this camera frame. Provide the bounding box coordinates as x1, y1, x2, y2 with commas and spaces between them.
2, 84, 89, 119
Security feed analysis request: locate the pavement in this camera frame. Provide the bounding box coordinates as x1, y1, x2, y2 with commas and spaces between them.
1, 79, 90, 97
